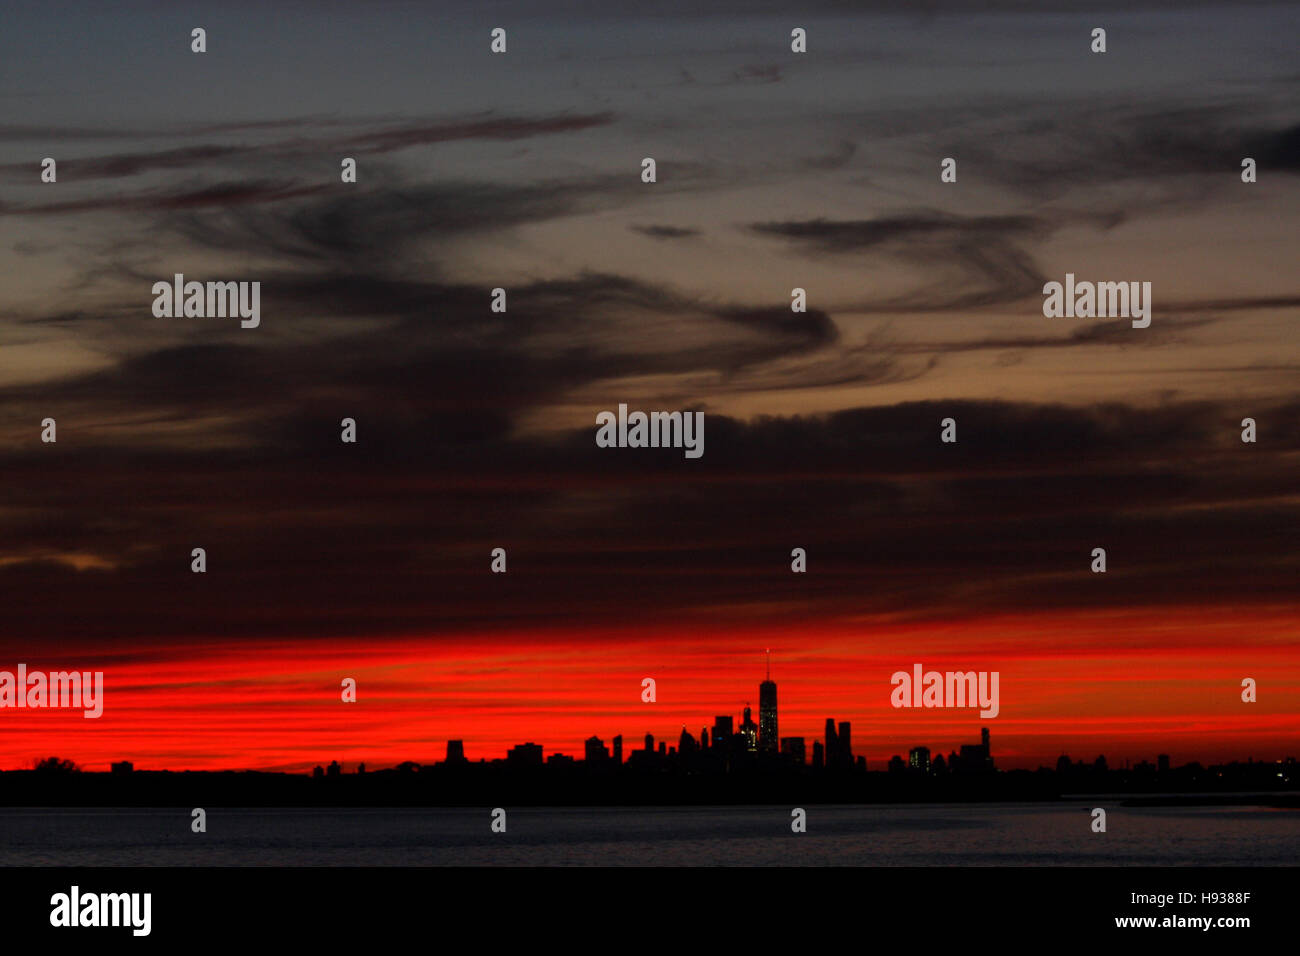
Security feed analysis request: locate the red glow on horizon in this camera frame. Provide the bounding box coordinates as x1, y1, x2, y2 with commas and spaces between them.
1, 605, 1296, 773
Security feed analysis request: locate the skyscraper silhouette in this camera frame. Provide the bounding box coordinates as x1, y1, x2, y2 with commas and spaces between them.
741, 704, 758, 753
759, 649, 778, 754
712, 715, 733, 750
909, 746, 931, 773
679, 725, 698, 754
823, 719, 853, 768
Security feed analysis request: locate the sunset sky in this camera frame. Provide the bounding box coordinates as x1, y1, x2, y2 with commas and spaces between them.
0, 1, 1296, 771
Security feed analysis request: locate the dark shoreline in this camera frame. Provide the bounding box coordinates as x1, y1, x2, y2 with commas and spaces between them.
4, 765, 1295, 808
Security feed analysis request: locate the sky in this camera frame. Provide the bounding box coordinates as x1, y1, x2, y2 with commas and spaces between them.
0, 1, 1296, 771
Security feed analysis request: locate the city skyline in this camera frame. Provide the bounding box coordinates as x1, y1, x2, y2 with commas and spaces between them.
0, 3, 1296, 777
16, 656, 1296, 776
1, 615, 1296, 772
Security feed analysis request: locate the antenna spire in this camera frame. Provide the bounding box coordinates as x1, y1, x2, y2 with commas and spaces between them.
765, 648, 771, 681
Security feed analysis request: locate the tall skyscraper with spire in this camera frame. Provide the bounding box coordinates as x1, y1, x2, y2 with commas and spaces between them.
759, 649, 778, 753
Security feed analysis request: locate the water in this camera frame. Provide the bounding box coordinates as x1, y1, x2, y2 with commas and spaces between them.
2, 803, 1296, 866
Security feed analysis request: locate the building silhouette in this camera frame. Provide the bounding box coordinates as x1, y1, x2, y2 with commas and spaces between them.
740, 705, 758, 754
712, 716, 733, 752
507, 742, 544, 767
957, 727, 994, 772
823, 718, 853, 769
759, 650, 778, 753
909, 746, 931, 773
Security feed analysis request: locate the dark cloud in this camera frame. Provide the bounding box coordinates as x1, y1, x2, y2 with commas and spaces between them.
751, 213, 1049, 310
860, 315, 1224, 356
0, 145, 248, 181
0, 395, 1294, 645
340, 112, 616, 154
144, 163, 727, 269
750, 214, 1043, 253
1244, 123, 1300, 171
0, 112, 615, 194
0, 181, 332, 216
0, 264, 841, 440
631, 224, 700, 239
941, 106, 1300, 205
151, 179, 616, 266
